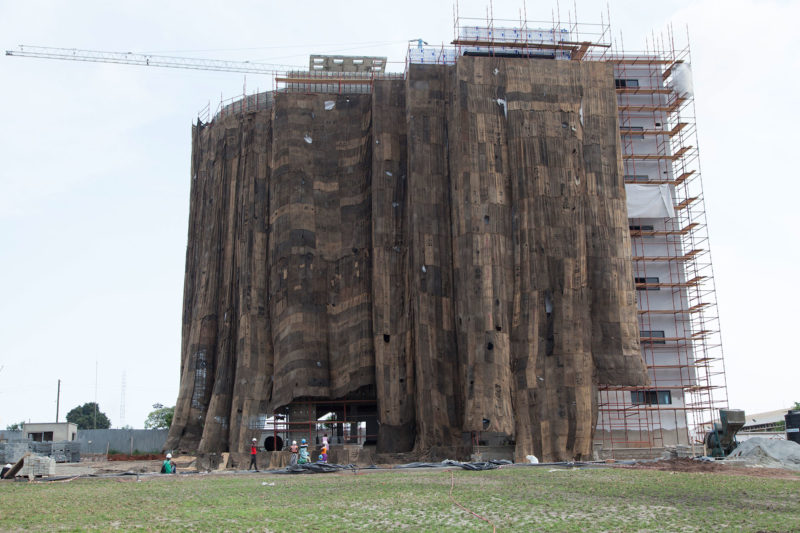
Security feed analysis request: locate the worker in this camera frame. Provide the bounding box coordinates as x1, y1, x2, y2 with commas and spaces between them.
249, 438, 259, 471
298, 438, 309, 464
161, 453, 177, 474
289, 440, 299, 466
319, 444, 328, 463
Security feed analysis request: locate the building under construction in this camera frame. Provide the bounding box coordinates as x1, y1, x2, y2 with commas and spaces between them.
165, 14, 727, 463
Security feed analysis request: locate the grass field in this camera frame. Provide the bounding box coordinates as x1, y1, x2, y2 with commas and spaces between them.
1, 466, 798, 531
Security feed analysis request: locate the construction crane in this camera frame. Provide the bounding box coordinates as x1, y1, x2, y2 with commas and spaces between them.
6, 44, 395, 118
5, 45, 285, 75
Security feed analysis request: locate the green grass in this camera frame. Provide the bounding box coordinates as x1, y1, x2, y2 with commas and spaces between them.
0, 467, 798, 531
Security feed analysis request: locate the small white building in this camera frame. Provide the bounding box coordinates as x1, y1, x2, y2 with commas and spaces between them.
737, 408, 790, 441
23, 422, 78, 442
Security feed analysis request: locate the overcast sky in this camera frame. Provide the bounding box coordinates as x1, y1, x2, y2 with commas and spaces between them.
1, 0, 797, 430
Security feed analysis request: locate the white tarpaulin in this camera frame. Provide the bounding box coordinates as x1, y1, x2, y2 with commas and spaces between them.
625, 184, 676, 218
671, 62, 694, 97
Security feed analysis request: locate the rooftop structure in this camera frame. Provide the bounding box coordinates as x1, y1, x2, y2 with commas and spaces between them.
308, 55, 387, 73
22, 422, 77, 442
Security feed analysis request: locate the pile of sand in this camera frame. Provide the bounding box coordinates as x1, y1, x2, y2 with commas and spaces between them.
726, 437, 800, 471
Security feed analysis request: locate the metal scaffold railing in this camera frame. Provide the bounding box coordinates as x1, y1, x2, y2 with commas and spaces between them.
594, 26, 728, 457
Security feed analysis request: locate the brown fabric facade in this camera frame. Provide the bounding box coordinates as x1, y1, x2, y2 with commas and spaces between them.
166, 57, 648, 461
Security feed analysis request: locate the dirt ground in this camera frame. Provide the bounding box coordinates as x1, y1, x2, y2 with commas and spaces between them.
107, 453, 163, 461
54, 456, 197, 476
620, 458, 800, 480
47, 456, 800, 480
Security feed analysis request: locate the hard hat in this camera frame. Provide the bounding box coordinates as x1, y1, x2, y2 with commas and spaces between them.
252, 438, 257, 442
301, 438, 307, 444
292, 440, 297, 445
166, 453, 172, 459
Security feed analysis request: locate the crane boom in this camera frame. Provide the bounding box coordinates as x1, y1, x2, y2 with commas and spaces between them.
5, 45, 281, 74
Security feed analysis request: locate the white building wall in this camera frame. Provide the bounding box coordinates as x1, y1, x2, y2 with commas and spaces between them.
23, 422, 78, 442
595, 59, 700, 451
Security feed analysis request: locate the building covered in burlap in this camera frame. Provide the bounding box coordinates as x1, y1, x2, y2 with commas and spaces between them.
166, 56, 648, 462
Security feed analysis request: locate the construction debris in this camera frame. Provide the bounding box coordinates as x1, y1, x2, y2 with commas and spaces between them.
726, 437, 800, 471
2, 453, 28, 479
0, 440, 80, 463
19, 455, 56, 478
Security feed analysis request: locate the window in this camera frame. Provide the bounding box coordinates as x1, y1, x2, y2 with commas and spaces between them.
27, 431, 54, 442
629, 225, 655, 239
631, 390, 672, 405
640, 330, 666, 344
615, 78, 640, 88
623, 126, 645, 140
635, 276, 660, 290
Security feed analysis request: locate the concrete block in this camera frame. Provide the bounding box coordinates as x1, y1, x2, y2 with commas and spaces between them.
18, 455, 56, 477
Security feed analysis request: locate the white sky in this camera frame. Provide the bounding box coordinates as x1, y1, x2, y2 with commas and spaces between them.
1, 0, 797, 430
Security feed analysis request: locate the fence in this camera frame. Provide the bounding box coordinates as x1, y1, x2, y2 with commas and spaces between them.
75, 429, 168, 454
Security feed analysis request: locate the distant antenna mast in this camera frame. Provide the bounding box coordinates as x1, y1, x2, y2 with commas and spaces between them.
94, 361, 98, 429
56, 379, 61, 422
120, 371, 127, 428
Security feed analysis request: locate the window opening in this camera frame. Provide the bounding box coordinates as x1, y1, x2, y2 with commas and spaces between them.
615, 78, 640, 88
629, 224, 655, 239
631, 390, 672, 405
635, 276, 660, 290
640, 330, 666, 344
623, 126, 645, 140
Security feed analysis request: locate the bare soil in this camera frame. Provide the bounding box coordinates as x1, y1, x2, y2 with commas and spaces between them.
107, 453, 163, 461
620, 457, 800, 479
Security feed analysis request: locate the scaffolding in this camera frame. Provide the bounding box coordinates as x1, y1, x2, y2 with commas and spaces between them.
594, 27, 728, 457
202, 9, 728, 459
427, 10, 729, 458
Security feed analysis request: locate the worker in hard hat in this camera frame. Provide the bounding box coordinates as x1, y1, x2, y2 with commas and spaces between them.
249, 438, 259, 471
298, 438, 309, 464
289, 440, 299, 466
161, 453, 177, 474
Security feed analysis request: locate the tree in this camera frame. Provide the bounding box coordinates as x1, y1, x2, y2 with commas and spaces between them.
66, 402, 111, 430
144, 403, 174, 429
5, 421, 25, 431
